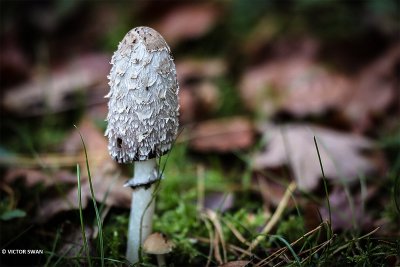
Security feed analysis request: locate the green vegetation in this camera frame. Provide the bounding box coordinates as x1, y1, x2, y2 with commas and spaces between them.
1, 1, 399, 266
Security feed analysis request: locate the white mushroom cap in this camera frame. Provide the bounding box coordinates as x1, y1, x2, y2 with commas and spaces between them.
105, 27, 179, 163
143, 232, 174, 255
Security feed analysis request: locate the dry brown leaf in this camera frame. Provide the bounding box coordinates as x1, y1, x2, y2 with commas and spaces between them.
2, 53, 110, 115
253, 124, 382, 191
152, 3, 220, 46
239, 39, 352, 117
189, 117, 255, 152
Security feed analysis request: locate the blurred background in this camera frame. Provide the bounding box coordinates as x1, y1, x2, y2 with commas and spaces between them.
0, 0, 399, 266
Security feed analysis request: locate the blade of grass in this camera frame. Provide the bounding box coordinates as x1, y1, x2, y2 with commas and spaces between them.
2, 224, 34, 248
313, 136, 332, 237
270, 234, 301, 266
394, 173, 400, 214
76, 164, 92, 267
75, 126, 105, 267
44, 228, 61, 267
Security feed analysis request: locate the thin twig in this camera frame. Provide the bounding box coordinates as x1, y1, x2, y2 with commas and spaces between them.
254, 222, 328, 267
244, 182, 296, 257
195, 236, 258, 259
205, 209, 226, 264
200, 215, 214, 267
197, 165, 205, 212
222, 218, 251, 246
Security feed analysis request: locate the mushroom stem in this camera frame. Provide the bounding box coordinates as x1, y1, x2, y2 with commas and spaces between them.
126, 158, 158, 263
156, 254, 166, 267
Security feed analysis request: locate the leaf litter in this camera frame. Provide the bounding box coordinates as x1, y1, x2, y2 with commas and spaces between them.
188, 117, 255, 153
253, 123, 384, 191
240, 39, 399, 132
3, 117, 131, 223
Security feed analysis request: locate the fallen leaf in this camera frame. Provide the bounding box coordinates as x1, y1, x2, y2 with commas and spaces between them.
2, 53, 110, 115
152, 3, 220, 46
189, 117, 255, 152
239, 38, 352, 117
253, 124, 383, 191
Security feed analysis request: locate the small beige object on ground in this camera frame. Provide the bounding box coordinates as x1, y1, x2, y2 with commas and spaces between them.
143, 232, 174, 266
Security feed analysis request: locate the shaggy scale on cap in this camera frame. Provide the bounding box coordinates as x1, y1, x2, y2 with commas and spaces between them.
105, 27, 179, 163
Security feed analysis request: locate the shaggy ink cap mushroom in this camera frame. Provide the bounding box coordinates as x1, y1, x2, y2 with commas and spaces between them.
105, 26, 179, 164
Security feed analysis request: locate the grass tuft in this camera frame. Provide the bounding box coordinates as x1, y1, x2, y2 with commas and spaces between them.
313, 136, 332, 236
76, 164, 92, 267
75, 125, 105, 267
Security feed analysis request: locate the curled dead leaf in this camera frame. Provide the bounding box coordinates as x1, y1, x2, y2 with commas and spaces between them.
189, 117, 255, 153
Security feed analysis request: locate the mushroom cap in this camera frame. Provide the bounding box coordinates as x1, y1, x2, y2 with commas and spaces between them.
143, 232, 174, 255
105, 27, 179, 163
